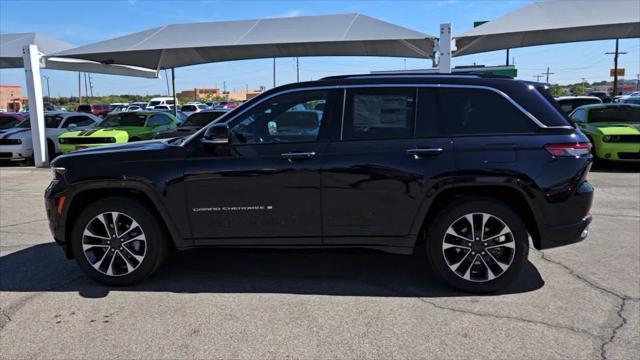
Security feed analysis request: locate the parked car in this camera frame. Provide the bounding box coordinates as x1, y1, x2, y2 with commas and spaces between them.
555, 96, 602, 114
179, 103, 208, 116
131, 102, 148, 110
152, 109, 188, 122
47, 73, 593, 292
146, 97, 176, 110
124, 105, 144, 112
109, 103, 129, 109
77, 104, 111, 118
588, 91, 612, 103
58, 111, 179, 153
0, 112, 99, 164
621, 96, 640, 105
0, 112, 26, 129
614, 91, 640, 102
569, 103, 640, 162
154, 109, 229, 139
214, 101, 238, 109
109, 105, 129, 113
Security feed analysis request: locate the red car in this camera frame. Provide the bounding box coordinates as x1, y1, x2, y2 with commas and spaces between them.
77, 104, 110, 118
0, 112, 26, 129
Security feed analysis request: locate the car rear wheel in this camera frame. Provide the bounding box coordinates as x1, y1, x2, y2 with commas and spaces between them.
71, 196, 168, 286
426, 199, 528, 293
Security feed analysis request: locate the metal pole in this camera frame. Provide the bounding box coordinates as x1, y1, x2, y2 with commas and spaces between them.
42, 75, 51, 99
438, 23, 452, 74
83, 73, 89, 102
78, 72, 82, 105
171, 68, 177, 117
505, 49, 510, 66
164, 69, 170, 96
22, 44, 47, 167
296, 57, 299, 83
272, 58, 276, 88
613, 39, 619, 96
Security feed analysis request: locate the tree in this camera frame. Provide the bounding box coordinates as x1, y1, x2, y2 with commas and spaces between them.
550, 84, 564, 97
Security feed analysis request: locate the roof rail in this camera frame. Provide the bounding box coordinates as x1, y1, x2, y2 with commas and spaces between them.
319, 72, 519, 81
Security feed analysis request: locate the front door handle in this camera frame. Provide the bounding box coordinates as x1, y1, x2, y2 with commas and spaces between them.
281, 151, 316, 160
406, 148, 443, 158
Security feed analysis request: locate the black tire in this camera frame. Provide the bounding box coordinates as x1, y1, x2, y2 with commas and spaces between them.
425, 198, 529, 293
70, 196, 169, 286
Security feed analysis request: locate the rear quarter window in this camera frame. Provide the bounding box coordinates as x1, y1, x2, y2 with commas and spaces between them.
437, 87, 538, 136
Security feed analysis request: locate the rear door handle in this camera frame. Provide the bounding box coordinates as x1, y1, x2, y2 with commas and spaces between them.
406, 148, 443, 158
281, 151, 316, 160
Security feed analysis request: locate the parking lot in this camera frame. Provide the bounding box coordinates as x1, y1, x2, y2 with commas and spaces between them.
0, 165, 638, 359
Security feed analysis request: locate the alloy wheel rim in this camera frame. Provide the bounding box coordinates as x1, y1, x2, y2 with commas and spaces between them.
82, 211, 147, 277
442, 212, 516, 283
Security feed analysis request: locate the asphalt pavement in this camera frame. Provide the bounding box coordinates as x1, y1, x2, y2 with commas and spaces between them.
0, 164, 638, 359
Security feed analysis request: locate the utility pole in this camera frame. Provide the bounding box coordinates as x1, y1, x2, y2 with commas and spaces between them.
83, 73, 89, 102
541, 67, 554, 83
533, 74, 543, 82
78, 72, 82, 105
606, 39, 627, 96
636, 74, 639, 91
581, 77, 588, 96
88, 74, 94, 98
42, 75, 51, 99
223, 80, 226, 94
505, 48, 510, 66
296, 57, 299, 83
272, 58, 276, 88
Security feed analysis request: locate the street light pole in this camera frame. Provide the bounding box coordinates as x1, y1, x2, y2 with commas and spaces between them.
42, 75, 51, 99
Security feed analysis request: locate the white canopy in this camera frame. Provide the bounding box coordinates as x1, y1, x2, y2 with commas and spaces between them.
454, 0, 640, 56
0, 32, 158, 78
52, 13, 436, 69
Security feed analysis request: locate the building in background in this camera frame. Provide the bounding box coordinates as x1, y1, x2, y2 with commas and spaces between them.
177, 87, 221, 101
225, 89, 263, 101
0, 85, 25, 112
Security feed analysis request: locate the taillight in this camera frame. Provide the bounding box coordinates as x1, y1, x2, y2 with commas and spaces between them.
544, 143, 592, 157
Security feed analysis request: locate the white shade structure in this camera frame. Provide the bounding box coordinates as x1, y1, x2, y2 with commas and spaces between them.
52, 13, 436, 69
454, 0, 640, 56
0, 32, 158, 77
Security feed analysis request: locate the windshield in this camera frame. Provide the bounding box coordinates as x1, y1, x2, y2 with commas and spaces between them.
182, 112, 225, 127
589, 107, 640, 123
99, 113, 147, 127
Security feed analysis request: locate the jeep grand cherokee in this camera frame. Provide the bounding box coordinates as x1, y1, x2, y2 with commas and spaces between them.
46, 74, 593, 293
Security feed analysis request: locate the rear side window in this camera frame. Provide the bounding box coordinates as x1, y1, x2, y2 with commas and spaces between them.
77, 105, 91, 112
437, 88, 537, 135
45, 115, 64, 128
343, 88, 415, 140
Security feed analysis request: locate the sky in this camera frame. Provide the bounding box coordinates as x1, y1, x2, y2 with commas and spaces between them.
1, 0, 639, 98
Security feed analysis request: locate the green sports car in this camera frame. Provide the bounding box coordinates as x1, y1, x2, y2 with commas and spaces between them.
569, 104, 640, 162
58, 111, 179, 153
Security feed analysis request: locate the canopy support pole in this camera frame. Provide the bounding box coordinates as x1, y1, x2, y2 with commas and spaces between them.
438, 23, 452, 74
171, 68, 177, 117
22, 44, 48, 168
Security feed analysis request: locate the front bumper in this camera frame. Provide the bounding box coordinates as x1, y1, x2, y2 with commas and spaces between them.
44, 178, 73, 259
59, 142, 111, 153
0, 144, 32, 160
594, 141, 640, 161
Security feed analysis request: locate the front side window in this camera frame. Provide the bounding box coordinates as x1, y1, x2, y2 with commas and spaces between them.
147, 114, 172, 126
183, 112, 226, 127
343, 88, 416, 140
570, 109, 586, 122
229, 90, 327, 145
99, 113, 147, 127
45, 115, 64, 128
438, 88, 538, 135
64, 116, 95, 127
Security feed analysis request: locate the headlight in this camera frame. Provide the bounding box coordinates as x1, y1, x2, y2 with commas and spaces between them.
51, 167, 65, 180
58, 138, 68, 144
602, 135, 620, 142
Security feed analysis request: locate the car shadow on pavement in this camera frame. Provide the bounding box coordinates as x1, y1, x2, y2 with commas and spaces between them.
0, 243, 544, 299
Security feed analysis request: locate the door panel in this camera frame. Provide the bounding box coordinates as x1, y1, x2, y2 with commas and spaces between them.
184, 142, 326, 242
183, 89, 338, 244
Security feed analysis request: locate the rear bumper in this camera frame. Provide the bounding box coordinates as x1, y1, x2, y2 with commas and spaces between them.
538, 214, 592, 249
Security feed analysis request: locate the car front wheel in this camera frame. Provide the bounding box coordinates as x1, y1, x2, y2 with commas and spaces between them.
71, 197, 168, 286
426, 199, 528, 293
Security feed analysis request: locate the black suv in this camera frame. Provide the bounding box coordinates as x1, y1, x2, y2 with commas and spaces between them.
46, 74, 593, 292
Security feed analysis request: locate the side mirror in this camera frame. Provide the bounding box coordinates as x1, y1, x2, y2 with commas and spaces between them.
67, 123, 78, 131
202, 123, 230, 145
